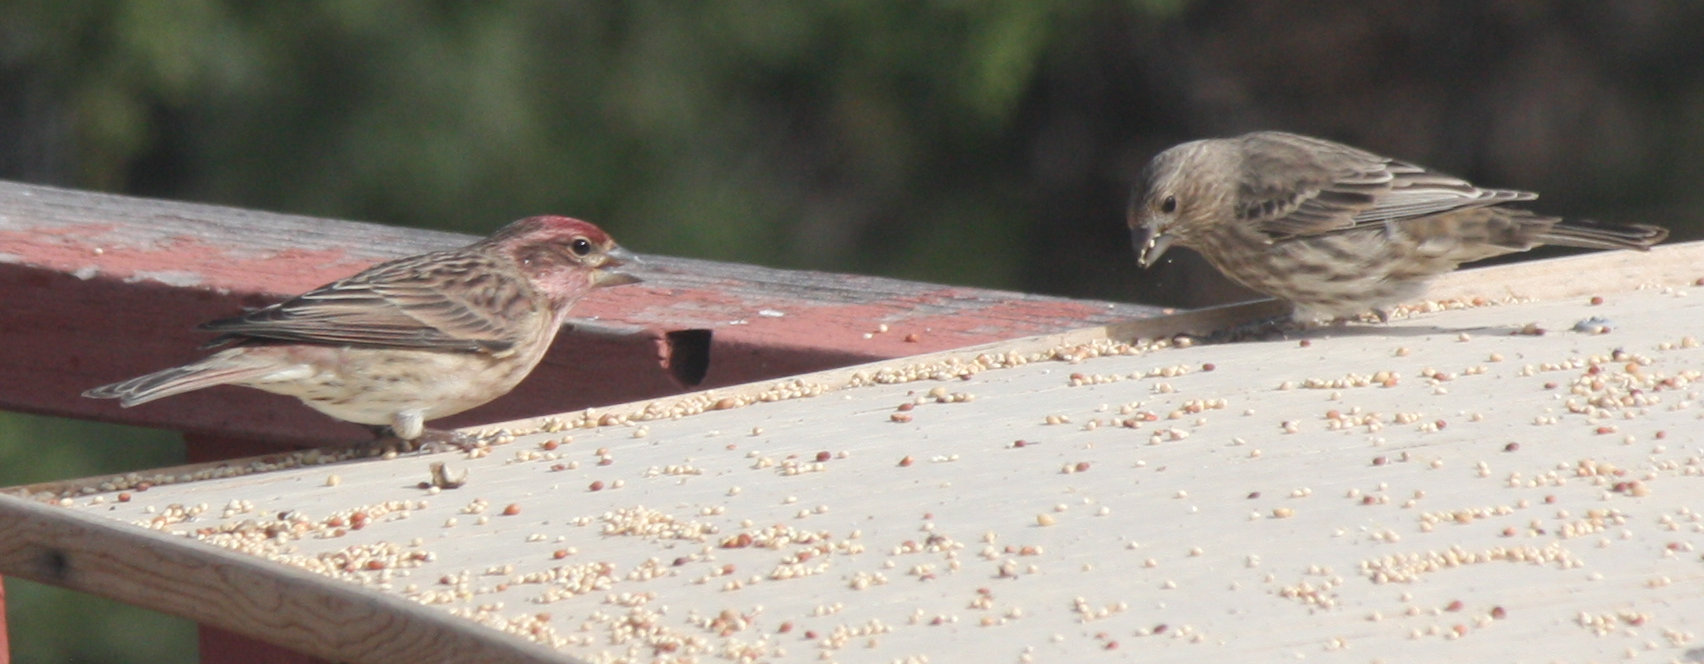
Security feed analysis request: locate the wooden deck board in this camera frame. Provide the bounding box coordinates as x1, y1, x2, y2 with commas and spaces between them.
5, 244, 1704, 663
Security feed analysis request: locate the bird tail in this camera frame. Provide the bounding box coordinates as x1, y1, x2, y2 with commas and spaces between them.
82, 352, 279, 407
1540, 220, 1669, 251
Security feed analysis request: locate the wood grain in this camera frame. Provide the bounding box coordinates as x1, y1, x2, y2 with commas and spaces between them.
0, 494, 576, 664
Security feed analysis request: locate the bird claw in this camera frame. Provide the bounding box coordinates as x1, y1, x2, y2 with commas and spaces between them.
1198, 313, 1302, 343
358, 426, 482, 456
414, 428, 484, 454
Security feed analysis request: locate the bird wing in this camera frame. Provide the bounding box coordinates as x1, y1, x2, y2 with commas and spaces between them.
1240, 133, 1537, 240
199, 251, 535, 354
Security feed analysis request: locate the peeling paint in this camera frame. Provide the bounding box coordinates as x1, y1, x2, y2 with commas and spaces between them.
126, 270, 206, 287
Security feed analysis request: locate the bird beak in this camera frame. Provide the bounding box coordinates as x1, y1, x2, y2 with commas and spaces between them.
593, 246, 643, 287
1133, 225, 1174, 269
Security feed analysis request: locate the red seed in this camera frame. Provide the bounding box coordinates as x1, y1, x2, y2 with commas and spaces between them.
904, 333, 920, 343
815, 451, 832, 462
502, 503, 521, 516
1445, 600, 1464, 612
1504, 442, 1520, 452
541, 440, 559, 451
722, 533, 753, 549
1074, 461, 1091, 472
898, 455, 914, 467
890, 413, 913, 423
588, 480, 605, 491
1490, 606, 1507, 619
553, 549, 569, 559
1201, 362, 1216, 372
1589, 296, 1604, 306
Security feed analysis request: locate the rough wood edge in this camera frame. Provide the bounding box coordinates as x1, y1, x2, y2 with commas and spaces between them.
0, 493, 576, 664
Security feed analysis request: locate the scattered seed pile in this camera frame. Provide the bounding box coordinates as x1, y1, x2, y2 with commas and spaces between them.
17, 284, 1704, 663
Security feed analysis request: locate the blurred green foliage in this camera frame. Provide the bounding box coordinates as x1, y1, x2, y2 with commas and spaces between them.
0, 415, 189, 664
4, 2, 1704, 662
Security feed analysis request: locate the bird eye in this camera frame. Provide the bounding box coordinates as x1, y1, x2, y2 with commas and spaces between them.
1159, 195, 1177, 214
568, 237, 593, 256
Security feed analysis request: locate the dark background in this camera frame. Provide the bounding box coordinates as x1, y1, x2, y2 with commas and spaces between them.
4, 3, 1702, 661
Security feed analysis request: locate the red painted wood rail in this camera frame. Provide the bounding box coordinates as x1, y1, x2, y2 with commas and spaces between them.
0, 179, 1161, 663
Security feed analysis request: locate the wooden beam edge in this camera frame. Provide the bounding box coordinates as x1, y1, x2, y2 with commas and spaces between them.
0, 493, 576, 664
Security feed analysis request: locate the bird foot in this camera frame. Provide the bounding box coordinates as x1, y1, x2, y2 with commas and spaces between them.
414, 428, 485, 453
360, 426, 483, 455
1197, 313, 1303, 343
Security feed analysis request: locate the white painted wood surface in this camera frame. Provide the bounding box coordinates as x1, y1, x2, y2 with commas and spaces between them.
6, 244, 1704, 664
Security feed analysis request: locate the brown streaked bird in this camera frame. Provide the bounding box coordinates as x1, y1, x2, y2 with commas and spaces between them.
84, 216, 640, 449
1129, 131, 1668, 322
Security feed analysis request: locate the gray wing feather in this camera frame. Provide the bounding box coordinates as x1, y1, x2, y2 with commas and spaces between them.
1240, 133, 1536, 239
200, 251, 530, 353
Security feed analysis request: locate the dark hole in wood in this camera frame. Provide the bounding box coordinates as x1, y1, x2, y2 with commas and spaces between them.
664, 329, 713, 387
41, 548, 70, 581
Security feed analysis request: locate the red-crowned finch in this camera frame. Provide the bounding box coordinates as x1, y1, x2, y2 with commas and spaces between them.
1130, 131, 1668, 323
84, 215, 640, 449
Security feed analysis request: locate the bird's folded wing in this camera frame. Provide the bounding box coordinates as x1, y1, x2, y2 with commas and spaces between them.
199, 255, 528, 354
1256, 158, 1538, 239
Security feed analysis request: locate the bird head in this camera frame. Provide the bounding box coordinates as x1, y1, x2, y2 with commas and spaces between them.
496, 216, 642, 301
1128, 139, 1228, 269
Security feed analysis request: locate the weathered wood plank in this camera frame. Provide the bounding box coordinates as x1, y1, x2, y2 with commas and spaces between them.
0, 179, 1159, 447
0, 495, 573, 664
5, 242, 1702, 663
